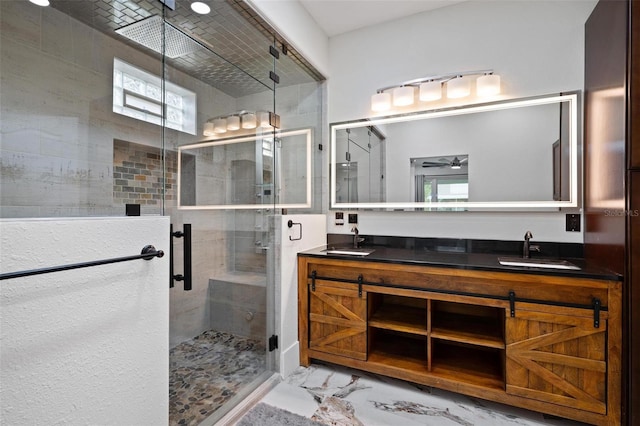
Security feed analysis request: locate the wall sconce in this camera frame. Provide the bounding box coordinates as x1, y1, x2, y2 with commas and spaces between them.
203, 110, 278, 136
371, 70, 501, 112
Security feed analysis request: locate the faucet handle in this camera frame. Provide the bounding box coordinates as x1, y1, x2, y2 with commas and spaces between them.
524, 230, 533, 240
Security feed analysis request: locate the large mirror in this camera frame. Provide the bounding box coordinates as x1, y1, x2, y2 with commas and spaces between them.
178, 128, 312, 209
330, 93, 578, 210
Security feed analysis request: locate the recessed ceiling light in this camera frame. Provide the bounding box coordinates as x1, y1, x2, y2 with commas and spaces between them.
29, 0, 50, 6
191, 2, 211, 14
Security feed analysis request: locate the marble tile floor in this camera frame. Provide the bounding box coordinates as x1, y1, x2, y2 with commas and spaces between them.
256, 363, 590, 426
169, 330, 266, 426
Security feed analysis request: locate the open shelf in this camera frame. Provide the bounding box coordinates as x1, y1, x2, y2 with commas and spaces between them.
431, 311, 505, 348
369, 304, 428, 336
367, 329, 428, 372
430, 340, 504, 389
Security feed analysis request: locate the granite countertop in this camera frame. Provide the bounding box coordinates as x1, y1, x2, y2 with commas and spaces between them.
298, 244, 622, 282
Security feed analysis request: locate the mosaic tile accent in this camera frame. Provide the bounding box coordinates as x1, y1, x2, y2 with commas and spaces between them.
112, 140, 176, 206
169, 330, 266, 426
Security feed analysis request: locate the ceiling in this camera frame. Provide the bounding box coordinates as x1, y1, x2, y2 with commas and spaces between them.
50, 0, 323, 97
298, 0, 466, 37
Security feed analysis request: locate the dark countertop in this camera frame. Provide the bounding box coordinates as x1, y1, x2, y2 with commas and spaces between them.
298, 244, 622, 282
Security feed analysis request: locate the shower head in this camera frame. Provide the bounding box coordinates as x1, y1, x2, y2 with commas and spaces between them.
115, 15, 202, 59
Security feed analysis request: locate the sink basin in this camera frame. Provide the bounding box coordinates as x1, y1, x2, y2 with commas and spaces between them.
498, 257, 581, 270
323, 247, 375, 256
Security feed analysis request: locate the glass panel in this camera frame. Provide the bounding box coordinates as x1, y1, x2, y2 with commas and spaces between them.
0, 0, 165, 217
161, 3, 284, 425
273, 42, 325, 214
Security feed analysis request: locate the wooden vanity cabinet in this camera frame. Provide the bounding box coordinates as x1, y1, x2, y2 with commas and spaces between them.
298, 256, 622, 426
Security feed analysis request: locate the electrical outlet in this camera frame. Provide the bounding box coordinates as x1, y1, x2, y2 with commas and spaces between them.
348, 213, 358, 224
566, 213, 581, 232
335, 212, 344, 226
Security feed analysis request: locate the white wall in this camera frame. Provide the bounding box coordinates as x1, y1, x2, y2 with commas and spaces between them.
246, 0, 330, 77
275, 214, 326, 377
326, 1, 597, 243
0, 217, 169, 425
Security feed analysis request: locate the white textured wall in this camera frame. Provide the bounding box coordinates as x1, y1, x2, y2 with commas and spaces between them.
276, 214, 326, 377
326, 0, 597, 243
0, 217, 169, 425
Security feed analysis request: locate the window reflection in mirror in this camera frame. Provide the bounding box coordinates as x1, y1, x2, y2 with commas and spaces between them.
330, 93, 579, 210
412, 155, 469, 210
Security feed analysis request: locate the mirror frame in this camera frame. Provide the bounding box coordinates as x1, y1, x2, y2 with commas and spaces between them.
177, 128, 312, 210
330, 93, 579, 210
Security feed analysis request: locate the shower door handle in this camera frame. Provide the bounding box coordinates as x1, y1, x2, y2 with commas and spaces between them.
170, 223, 192, 291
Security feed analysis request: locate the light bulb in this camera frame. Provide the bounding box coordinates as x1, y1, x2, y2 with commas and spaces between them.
213, 118, 227, 134
393, 86, 415, 106
371, 92, 391, 112
258, 111, 273, 129
447, 76, 471, 99
241, 113, 257, 129
203, 122, 215, 136
476, 74, 501, 97
227, 115, 240, 131
419, 81, 442, 101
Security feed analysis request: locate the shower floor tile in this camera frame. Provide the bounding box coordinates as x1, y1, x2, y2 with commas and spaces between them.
169, 330, 266, 426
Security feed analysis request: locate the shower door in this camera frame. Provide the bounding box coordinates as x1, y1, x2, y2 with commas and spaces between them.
160, 3, 280, 425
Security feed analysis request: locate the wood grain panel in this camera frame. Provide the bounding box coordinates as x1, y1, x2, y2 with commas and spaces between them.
308, 280, 367, 361
506, 310, 607, 414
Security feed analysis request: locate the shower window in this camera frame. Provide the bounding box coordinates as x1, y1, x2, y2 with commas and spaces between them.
113, 58, 196, 134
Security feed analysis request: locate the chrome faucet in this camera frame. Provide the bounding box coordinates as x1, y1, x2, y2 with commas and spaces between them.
352, 226, 365, 249
523, 231, 540, 258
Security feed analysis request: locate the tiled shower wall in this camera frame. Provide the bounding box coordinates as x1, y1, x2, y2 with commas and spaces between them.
112, 140, 176, 208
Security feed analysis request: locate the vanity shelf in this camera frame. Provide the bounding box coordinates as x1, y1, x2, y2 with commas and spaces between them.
368, 295, 428, 335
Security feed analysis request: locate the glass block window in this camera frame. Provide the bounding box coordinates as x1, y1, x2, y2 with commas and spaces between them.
113, 58, 196, 135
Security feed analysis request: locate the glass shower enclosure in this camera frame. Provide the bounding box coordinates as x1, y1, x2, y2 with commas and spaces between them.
0, 0, 324, 424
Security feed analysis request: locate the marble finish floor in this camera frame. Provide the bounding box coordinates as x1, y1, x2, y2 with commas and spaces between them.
256, 363, 589, 426
169, 330, 266, 425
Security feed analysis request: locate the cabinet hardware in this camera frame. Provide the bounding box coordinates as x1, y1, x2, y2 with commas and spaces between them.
311, 270, 316, 291
358, 274, 363, 297
509, 291, 516, 317
593, 297, 601, 328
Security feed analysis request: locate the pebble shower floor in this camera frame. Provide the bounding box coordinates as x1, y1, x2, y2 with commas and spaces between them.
169, 330, 266, 425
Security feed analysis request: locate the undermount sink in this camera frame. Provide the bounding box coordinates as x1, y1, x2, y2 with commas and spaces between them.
498, 256, 581, 270
323, 247, 375, 256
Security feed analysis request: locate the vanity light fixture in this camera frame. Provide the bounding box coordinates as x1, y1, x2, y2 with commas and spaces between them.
241, 112, 257, 129
371, 70, 500, 112
203, 111, 277, 136
371, 92, 392, 112
446, 76, 471, 99
213, 118, 227, 134
419, 80, 442, 101
226, 115, 240, 131
393, 86, 415, 106
476, 73, 502, 96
